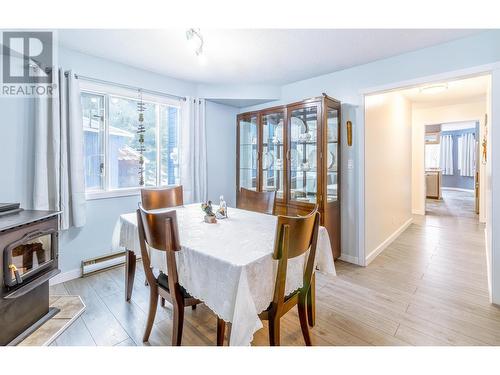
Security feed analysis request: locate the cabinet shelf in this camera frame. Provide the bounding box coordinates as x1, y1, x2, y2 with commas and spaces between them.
290, 140, 338, 145
263, 142, 284, 146
237, 95, 341, 259
290, 169, 317, 173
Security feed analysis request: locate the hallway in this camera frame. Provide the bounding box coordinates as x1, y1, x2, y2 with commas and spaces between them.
426, 188, 478, 221
334, 186, 497, 345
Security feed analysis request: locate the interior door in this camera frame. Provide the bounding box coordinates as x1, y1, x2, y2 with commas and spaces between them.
287, 103, 320, 207
323, 102, 341, 258
261, 110, 286, 200
237, 114, 259, 193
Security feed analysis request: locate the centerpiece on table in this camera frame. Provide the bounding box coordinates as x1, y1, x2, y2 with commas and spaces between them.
216, 195, 228, 219
201, 201, 217, 223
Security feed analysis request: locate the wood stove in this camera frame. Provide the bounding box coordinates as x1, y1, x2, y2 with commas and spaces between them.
0, 209, 60, 345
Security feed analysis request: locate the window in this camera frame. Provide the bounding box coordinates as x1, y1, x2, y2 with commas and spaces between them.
81, 83, 180, 198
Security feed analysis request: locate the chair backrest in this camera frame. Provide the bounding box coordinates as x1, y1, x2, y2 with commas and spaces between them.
271, 207, 320, 308
141, 186, 183, 210
238, 188, 276, 215
137, 206, 181, 252
136, 205, 181, 290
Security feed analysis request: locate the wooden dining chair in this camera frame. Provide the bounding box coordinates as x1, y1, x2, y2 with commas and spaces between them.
217, 207, 320, 346
141, 185, 184, 210
139, 185, 186, 293
237, 187, 276, 215
137, 206, 224, 345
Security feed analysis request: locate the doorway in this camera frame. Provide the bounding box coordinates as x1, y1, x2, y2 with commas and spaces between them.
424, 120, 481, 222
363, 73, 491, 259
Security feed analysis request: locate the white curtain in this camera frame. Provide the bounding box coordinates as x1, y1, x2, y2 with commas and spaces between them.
33, 69, 86, 230
458, 133, 476, 177
179, 97, 207, 204
440, 134, 454, 175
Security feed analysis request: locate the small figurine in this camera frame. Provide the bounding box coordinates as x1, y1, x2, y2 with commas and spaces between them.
201, 201, 217, 223
216, 195, 228, 219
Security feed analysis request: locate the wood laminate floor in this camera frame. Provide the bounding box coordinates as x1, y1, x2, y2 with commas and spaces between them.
50, 190, 499, 346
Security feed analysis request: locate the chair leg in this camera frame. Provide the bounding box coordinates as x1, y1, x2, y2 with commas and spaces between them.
160, 297, 165, 307
142, 286, 159, 342
307, 273, 316, 327
171, 303, 185, 346
298, 296, 312, 346
125, 249, 136, 302
268, 316, 281, 346
217, 318, 225, 346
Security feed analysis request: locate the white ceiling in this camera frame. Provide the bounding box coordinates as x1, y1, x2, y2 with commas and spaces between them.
402, 74, 490, 107
57, 29, 482, 85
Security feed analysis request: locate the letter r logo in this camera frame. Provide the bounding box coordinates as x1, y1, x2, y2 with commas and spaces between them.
2, 31, 53, 84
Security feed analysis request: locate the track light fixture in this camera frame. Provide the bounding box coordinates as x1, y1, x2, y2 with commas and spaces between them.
186, 28, 205, 62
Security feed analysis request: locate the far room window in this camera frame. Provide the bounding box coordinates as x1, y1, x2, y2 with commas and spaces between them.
81, 83, 180, 197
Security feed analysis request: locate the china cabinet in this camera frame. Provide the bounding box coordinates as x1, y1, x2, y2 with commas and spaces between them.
236, 94, 341, 259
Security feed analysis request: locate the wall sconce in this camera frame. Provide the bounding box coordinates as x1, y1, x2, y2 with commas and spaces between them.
346, 120, 353, 146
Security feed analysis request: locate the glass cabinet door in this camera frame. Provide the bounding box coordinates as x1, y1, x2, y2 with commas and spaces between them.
262, 111, 285, 199
326, 107, 339, 203
238, 115, 258, 190
288, 105, 318, 204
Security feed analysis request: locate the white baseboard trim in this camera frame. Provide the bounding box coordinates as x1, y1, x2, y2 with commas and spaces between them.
412, 209, 425, 215
365, 218, 414, 265
338, 254, 360, 265
442, 187, 474, 193
50, 268, 81, 286
485, 228, 492, 303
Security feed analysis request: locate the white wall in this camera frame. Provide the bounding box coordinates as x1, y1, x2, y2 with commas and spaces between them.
490, 68, 500, 304
411, 98, 487, 218
364, 92, 413, 263
205, 101, 239, 207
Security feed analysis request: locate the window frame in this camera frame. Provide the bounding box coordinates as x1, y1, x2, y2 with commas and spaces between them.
80, 81, 181, 200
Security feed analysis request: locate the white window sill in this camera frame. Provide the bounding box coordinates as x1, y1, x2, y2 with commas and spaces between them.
85, 188, 141, 201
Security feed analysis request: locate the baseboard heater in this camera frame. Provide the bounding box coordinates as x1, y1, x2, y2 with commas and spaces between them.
81, 251, 140, 277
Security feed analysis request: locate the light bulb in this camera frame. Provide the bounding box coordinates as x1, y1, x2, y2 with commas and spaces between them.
419, 84, 448, 94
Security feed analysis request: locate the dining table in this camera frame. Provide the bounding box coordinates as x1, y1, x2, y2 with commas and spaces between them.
112, 203, 336, 346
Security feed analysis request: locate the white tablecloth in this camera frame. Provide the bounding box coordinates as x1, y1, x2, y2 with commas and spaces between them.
112, 204, 336, 345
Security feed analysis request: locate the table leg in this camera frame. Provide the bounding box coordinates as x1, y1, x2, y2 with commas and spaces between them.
125, 249, 136, 302
307, 273, 316, 327
227, 322, 232, 346
216, 318, 225, 346
216, 319, 232, 346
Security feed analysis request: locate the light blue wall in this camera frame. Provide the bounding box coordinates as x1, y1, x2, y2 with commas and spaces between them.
238, 30, 500, 262
59, 47, 197, 97
0, 97, 35, 207
205, 101, 239, 207
242, 30, 500, 111
57, 48, 202, 272
0, 46, 239, 273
